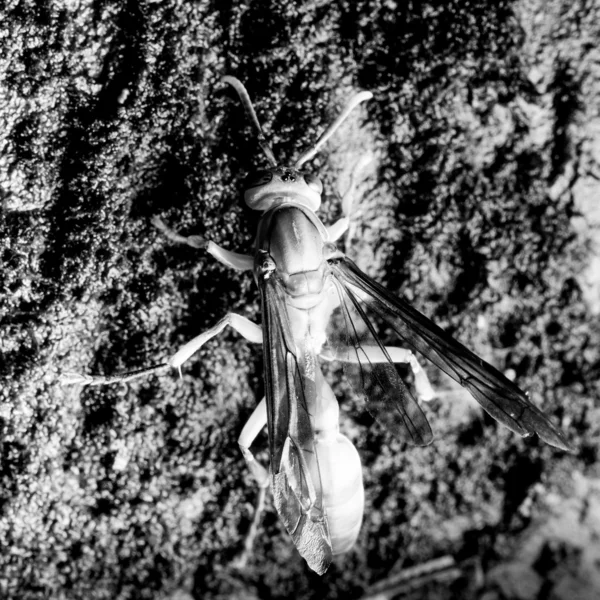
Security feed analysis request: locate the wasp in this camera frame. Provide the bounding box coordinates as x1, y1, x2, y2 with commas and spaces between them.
64, 76, 571, 575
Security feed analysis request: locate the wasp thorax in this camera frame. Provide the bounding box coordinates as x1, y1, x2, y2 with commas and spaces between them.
244, 166, 322, 212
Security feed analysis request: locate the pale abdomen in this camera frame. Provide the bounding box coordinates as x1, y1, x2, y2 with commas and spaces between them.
315, 433, 364, 555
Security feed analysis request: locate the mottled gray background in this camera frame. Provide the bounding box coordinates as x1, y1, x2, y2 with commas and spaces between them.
1, 0, 599, 599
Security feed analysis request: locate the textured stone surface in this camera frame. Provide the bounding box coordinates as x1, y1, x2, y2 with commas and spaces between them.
1, 1, 598, 599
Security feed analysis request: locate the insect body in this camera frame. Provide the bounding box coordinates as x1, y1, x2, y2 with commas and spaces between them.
256, 200, 368, 569
64, 76, 572, 575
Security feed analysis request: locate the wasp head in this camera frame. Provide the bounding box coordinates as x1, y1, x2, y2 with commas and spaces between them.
243, 166, 323, 212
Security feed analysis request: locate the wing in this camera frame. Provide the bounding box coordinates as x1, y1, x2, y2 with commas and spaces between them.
260, 274, 333, 574
324, 277, 433, 446
328, 256, 571, 452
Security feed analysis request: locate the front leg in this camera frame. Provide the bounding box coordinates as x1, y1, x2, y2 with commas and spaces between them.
152, 216, 254, 271
327, 154, 374, 242
326, 217, 349, 242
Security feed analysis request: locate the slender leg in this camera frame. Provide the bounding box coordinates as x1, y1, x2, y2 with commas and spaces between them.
169, 313, 262, 370
326, 217, 350, 242
152, 216, 206, 248
340, 154, 374, 219
152, 216, 254, 271
206, 242, 254, 272
327, 154, 375, 242
234, 397, 269, 569
62, 313, 262, 387
60, 363, 171, 386
322, 345, 436, 402
238, 397, 269, 487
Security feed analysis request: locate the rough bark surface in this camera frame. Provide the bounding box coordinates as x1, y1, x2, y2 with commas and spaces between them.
1, 1, 598, 599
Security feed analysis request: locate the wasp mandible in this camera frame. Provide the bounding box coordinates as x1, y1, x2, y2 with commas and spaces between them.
64, 76, 571, 575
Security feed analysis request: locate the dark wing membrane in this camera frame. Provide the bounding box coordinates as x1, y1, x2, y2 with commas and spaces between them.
260, 275, 333, 574
326, 278, 433, 446
329, 257, 572, 452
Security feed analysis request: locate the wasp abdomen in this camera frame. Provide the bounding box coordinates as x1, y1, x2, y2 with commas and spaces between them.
315, 434, 364, 555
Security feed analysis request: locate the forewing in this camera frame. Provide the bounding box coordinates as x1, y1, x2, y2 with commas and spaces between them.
326, 278, 433, 446
260, 275, 333, 574
329, 257, 571, 452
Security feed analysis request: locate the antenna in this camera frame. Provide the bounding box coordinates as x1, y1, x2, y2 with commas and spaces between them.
294, 91, 373, 168
222, 76, 278, 167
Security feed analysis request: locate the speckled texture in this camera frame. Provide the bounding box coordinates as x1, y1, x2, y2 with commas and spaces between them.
1, 1, 598, 599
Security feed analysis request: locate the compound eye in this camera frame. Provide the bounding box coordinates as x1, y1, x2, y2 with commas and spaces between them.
245, 170, 273, 189
304, 173, 323, 194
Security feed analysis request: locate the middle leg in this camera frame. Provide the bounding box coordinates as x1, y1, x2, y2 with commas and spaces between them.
321, 345, 436, 402
62, 313, 263, 387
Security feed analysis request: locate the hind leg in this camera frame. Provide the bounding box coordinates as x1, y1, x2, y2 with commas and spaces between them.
234, 398, 269, 568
